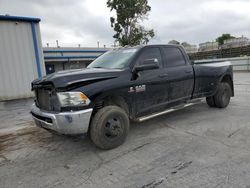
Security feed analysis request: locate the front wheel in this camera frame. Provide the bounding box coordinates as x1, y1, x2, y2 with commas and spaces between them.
90, 106, 130, 150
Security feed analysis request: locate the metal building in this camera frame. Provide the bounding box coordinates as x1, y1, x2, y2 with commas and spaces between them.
222, 36, 250, 49
43, 47, 108, 74
199, 42, 219, 52
0, 15, 45, 101
181, 42, 198, 54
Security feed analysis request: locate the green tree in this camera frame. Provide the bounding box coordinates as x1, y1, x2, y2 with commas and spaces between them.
107, 0, 155, 46
216, 34, 235, 45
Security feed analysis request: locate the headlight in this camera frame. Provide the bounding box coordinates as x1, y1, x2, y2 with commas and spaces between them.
57, 92, 90, 107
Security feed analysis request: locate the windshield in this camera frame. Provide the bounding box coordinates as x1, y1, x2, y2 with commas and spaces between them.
87, 48, 139, 69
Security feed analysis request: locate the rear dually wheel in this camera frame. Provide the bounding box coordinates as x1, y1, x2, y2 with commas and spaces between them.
206, 82, 232, 108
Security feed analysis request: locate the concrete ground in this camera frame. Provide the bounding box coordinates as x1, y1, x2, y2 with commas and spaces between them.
0, 72, 250, 188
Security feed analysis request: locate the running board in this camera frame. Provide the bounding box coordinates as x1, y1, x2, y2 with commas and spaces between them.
136, 99, 202, 122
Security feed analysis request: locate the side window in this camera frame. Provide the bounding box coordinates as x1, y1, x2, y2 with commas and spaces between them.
163, 47, 186, 67
137, 47, 162, 66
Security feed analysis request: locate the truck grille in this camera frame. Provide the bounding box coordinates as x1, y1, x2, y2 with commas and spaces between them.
35, 85, 60, 112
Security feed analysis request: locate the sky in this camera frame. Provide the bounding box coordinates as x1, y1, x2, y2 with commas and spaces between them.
0, 0, 250, 48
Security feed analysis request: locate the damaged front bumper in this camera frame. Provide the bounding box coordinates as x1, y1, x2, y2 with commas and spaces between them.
31, 104, 93, 135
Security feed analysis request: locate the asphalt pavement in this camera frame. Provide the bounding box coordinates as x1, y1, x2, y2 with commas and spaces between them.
0, 72, 250, 188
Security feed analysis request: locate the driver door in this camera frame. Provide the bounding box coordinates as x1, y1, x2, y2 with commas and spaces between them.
133, 47, 169, 117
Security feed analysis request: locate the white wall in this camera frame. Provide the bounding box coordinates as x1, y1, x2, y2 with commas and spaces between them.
0, 20, 45, 101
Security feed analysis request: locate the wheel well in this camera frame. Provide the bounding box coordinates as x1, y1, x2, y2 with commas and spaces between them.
87, 95, 130, 135
93, 95, 130, 116
221, 75, 234, 96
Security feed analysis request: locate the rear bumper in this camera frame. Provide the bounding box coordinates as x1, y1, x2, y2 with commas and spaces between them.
31, 103, 93, 135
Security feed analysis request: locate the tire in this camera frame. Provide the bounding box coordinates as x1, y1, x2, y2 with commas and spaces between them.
213, 82, 232, 108
206, 96, 216, 107
90, 106, 130, 150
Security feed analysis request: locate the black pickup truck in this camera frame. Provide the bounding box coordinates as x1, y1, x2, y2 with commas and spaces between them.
31, 45, 234, 149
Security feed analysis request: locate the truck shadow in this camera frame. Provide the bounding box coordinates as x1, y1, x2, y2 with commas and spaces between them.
0, 102, 216, 164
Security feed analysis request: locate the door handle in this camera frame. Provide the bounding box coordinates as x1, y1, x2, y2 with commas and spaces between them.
158, 73, 168, 78
185, 70, 192, 73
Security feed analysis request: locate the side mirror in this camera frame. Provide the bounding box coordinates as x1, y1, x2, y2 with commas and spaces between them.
134, 58, 159, 73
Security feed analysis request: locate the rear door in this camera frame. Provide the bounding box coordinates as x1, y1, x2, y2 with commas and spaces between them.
162, 46, 194, 104
133, 47, 169, 116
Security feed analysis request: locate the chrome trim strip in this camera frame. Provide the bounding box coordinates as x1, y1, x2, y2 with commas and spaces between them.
137, 101, 201, 122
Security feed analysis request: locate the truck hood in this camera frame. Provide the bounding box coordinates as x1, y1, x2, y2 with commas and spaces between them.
32, 68, 123, 89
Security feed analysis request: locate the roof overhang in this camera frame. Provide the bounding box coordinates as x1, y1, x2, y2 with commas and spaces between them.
0, 15, 41, 23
